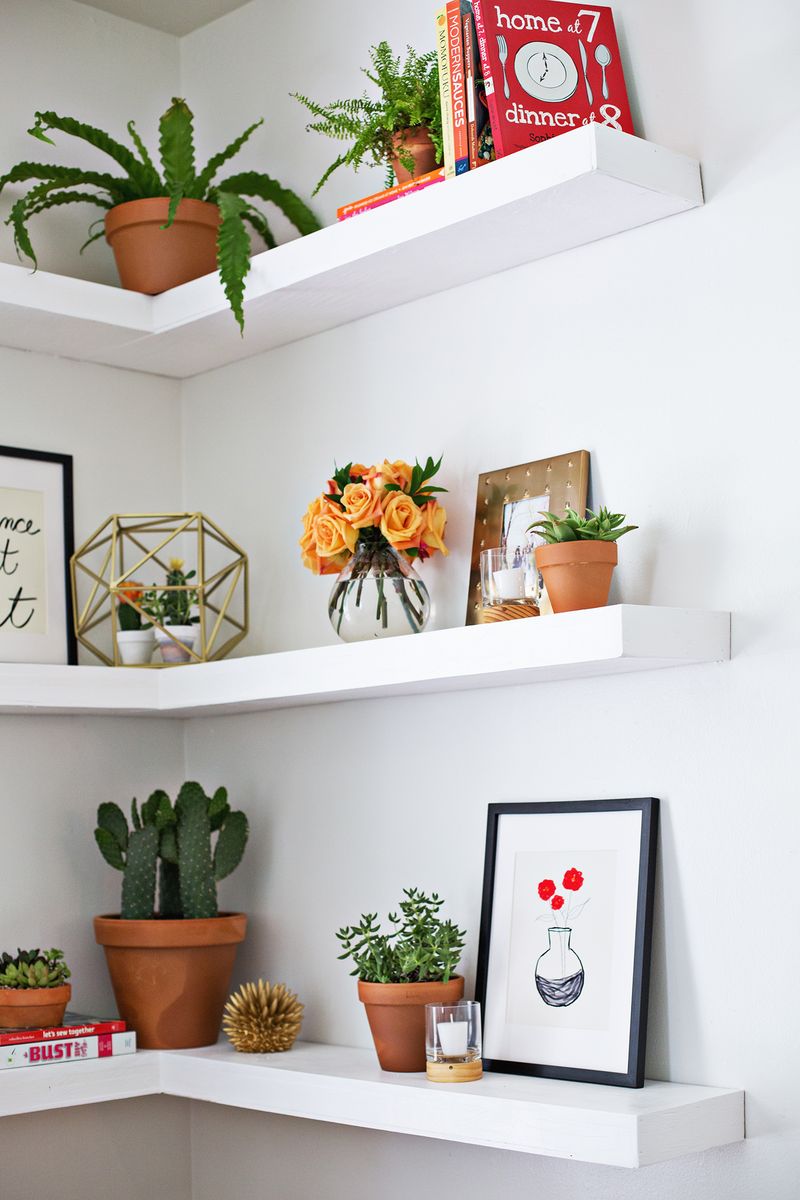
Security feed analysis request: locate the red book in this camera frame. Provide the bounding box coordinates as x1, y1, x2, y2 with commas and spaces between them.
471, 1, 633, 158
0, 1011, 125, 1047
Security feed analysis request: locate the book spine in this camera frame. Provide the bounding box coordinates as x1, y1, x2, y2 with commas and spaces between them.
337, 170, 445, 220
435, 6, 455, 178
0, 1019, 126, 1048
447, 2, 469, 174
463, 12, 478, 170
0, 1031, 136, 1070
471, 0, 506, 158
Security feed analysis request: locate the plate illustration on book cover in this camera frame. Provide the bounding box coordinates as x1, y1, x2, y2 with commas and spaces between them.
514, 41, 579, 103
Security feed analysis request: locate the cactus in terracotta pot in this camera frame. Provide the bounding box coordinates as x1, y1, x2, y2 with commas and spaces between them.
527, 505, 637, 614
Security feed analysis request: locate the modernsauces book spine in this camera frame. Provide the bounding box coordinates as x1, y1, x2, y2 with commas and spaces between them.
1, 1031, 136, 1069
447, 1, 470, 174
471, 0, 633, 159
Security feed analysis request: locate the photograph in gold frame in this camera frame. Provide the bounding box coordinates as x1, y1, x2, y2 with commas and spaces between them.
465, 451, 590, 626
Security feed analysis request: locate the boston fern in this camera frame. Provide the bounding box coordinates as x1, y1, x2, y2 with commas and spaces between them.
293, 42, 443, 192
0, 98, 320, 331
336, 888, 465, 984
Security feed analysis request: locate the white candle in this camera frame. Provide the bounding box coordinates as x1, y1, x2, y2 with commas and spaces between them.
492, 566, 526, 600
437, 1018, 469, 1058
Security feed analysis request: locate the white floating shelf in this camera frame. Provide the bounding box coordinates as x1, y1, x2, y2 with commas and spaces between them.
0, 1042, 742, 1168
0, 126, 702, 378
0, 606, 730, 718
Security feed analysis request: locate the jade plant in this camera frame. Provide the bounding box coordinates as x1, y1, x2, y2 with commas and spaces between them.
293, 42, 443, 192
528, 505, 638, 543
94, 781, 248, 920
0, 98, 321, 331
0, 948, 71, 989
336, 888, 465, 984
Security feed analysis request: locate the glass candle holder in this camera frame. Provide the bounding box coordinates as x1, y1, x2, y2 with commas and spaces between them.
425, 1001, 482, 1082
479, 547, 540, 617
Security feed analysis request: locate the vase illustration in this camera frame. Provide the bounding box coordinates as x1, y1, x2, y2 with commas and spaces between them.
328, 534, 431, 643
535, 926, 584, 1007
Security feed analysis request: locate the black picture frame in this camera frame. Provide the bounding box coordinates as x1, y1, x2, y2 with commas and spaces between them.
0, 443, 77, 665
475, 798, 659, 1088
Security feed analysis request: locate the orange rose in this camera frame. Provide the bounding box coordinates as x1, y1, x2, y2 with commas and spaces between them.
300, 495, 337, 556
420, 502, 448, 556
380, 492, 424, 551
349, 463, 369, 480
341, 482, 382, 530
366, 459, 413, 492
313, 510, 358, 559
302, 548, 348, 576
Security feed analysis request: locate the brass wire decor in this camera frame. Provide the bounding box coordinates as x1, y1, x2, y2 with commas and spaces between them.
70, 512, 249, 667
223, 980, 304, 1053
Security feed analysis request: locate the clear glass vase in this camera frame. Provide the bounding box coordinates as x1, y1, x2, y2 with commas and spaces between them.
535, 926, 584, 1008
328, 534, 431, 642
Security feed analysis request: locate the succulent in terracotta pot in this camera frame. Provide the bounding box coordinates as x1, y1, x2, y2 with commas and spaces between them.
93, 781, 249, 1049
0, 948, 72, 1029
528, 505, 638, 613
337, 888, 465, 1072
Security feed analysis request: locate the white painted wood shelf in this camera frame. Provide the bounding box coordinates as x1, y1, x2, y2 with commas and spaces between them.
0, 605, 730, 718
0, 1042, 743, 1168
0, 126, 702, 378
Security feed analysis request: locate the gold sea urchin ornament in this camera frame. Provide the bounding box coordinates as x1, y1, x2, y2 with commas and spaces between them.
223, 980, 304, 1053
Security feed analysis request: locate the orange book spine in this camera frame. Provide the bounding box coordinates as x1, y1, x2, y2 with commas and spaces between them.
337, 170, 445, 220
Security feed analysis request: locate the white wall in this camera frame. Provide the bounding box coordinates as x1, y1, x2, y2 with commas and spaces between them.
0, 0, 179, 284
178, 0, 800, 1197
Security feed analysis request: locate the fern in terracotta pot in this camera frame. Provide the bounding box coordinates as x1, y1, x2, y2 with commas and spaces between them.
0, 98, 320, 330
337, 888, 465, 1072
93, 781, 248, 1049
528, 506, 638, 613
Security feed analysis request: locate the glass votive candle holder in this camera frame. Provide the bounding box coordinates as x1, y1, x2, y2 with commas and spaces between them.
479, 547, 540, 617
425, 1000, 482, 1082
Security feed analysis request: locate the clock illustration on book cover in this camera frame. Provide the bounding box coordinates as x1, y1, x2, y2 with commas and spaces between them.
513, 41, 579, 103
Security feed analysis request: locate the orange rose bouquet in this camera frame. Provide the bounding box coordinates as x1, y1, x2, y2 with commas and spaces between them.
300, 457, 448, 641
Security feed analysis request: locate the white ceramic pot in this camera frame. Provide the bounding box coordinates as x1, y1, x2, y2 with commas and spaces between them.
116, 628, 155, 666
155, 624, 198, 664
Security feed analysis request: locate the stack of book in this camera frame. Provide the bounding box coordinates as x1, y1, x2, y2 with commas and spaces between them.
1, 1012, 136, 1071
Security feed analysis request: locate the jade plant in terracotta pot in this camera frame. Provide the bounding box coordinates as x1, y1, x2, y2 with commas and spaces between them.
0, 98, 320, 331
93, 781, 248, 1049
528, 506, 638, 613
0, 948, 72, 1029
293, 42, 443, 191
337, 888, 465, 1072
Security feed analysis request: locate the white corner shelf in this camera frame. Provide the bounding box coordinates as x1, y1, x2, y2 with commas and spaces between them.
0, 126, 702, 379
0, 605, 730, 718
0, 1042, 743, 1168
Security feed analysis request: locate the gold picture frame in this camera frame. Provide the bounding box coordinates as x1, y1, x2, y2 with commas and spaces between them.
466, 451, 590, 625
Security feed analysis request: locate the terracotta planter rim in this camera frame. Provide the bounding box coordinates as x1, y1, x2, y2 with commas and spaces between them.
0, 983, 71, 1007
535, 541, 619, 566
358, 975, 463, 1006
94, 912, 246, 949
104, 197, 220, 239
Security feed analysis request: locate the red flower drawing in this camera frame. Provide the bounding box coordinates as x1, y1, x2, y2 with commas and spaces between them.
551, 895, 565, 911
538, 879, 556, 901
563, 868, 584, 892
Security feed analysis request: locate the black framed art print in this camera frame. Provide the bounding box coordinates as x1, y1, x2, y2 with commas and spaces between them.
475, 798, 659, 1087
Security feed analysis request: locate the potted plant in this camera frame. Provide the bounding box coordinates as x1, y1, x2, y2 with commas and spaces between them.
115, 581, 154, 666
528, 506, 638, 613
0, 98, 320, 331
142, 558, 200, 663
0, 948, 72, 1029
93, 781, 248, 1049
301, 457, 448, 641
336, 888, 465, 1072
293, 42, 443, 192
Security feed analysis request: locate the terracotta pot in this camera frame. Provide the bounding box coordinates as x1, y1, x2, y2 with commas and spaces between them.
389, 126, 439, 184
104, 197, 220, 295
0, 983, 71, 1029
94, 913, 246, 1049
358, 976, 464, 1072
535, 540, 618, 613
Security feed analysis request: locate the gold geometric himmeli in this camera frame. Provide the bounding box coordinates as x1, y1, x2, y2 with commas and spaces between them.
70, 512, 249, 667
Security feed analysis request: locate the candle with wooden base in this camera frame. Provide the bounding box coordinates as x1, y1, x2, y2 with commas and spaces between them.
425, 1001, 482, 1083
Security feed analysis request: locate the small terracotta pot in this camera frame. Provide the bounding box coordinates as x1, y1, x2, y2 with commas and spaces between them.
358, 976, 464, 1072
535, 540, 618, 613
390, 126, 439, 184
0, 983, 71, 1029
94, 913, 246, 1049
105, 197, 220, 295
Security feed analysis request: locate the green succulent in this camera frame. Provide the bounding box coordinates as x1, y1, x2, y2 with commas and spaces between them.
0, 98, 321, 332
0, 948, 71, 989
336, 888, 465, 984
528, 505, 638, 544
